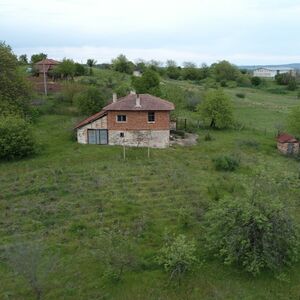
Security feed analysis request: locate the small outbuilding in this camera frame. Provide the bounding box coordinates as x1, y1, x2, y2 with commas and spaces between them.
277, 133, 299, 155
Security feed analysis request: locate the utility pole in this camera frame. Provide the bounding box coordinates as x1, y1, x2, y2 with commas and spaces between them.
43, 62, 48, 96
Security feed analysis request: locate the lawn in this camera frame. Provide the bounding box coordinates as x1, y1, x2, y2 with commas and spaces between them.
1, 83, 300, 299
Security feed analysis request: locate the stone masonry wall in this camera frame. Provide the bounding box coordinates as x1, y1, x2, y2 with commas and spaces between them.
77, 116, 107, 144
108, 130, 170, 148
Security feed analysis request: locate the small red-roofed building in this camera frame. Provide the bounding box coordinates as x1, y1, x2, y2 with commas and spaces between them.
277, 133, 299, 155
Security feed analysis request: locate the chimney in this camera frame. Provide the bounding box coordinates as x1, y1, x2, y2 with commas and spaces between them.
135, 94, 141, 108
113, 93, 117, 103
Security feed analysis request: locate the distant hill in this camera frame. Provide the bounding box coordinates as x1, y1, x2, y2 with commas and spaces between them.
239, 63, 300, 70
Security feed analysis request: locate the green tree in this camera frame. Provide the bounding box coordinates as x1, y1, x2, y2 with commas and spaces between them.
251, 76, 262, 86
166, 60, 181, 80
157, 234, 197, 281
0, 42, 32, 118
198, 89, 234, 129
288, 105, 300, 135
112, 54, 134, 74
18, 54, 28, 65
287, 77, 297, 91
75, 63, 86, 76
0, 116, 36, 160
86, 59, 97, 75
212, 60, 240, 82
74, 86, 105, 115
182, 62, 200, 80
132, 69, 161, 96
55, 58, 76, 80
30, 53, 47, 64
205, 178, 299, 275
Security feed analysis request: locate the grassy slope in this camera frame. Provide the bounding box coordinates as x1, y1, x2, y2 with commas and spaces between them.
1, 78, 300, 299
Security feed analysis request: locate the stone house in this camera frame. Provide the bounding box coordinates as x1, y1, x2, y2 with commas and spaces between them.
277, 133, 299, 155
75, 93, 175, 148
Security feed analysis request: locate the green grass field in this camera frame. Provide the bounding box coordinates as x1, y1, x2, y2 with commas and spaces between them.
1, 77, 300, 299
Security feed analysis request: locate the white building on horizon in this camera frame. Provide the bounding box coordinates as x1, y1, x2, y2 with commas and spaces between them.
253, 67, 296, 78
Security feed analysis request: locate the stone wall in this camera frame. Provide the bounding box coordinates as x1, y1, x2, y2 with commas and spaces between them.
108, 130, 170, 148
277, 142, 299, 155
77, 116, 107, 144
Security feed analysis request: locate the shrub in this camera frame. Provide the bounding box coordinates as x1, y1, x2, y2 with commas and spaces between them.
204, 131, 213, 141
251, 76, 262, 86
157, 234, 197, 281
74, 86, 105, 115
96, 229, 137, 282
288, 105, 300, 135
0, 117, 36, 160
61, 82, 85, 103
236, 93, 245, 98
185, 91, 203, 111
205, 181, 299, 275
5, 243, 57, 300
213, 155, 240, 171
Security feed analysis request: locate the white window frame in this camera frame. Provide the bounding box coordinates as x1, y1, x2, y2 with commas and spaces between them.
116, 115, 127, 123
148, 112, 155, 123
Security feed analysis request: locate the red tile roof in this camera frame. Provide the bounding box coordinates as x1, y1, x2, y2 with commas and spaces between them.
102, 94, 175, 111
75, 93, 175, 129
35, 59, 60, 65
277, 133, 299, 143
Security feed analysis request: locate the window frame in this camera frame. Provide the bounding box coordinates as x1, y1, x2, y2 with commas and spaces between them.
148, 111, 155, 123
116, 114, 127, 123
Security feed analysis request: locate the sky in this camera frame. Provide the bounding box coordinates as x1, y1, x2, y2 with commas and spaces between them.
1, 0, 300, 65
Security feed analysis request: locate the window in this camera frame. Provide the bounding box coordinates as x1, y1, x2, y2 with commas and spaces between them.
148, 112, 155, 122
117, 115, 127, 122
120, 132, 124, 138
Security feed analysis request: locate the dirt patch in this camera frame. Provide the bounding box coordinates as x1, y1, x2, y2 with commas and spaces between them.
170, 133, 198, 146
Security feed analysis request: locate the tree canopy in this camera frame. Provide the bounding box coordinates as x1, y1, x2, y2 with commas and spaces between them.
205, 176, 299, 275
30, 53, 47, 64
132, 69, 161, 96
288, 105, 300, 136
198, 89, 234, 129
0, 42, 32, 118
112, 54, 134, 74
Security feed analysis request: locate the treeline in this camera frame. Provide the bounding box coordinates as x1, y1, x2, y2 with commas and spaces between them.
0, 42, 36, 160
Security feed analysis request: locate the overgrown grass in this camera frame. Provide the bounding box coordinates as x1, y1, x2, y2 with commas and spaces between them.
1, 78, 300, 299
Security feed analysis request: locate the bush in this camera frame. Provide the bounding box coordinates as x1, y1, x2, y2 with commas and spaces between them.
213, 155, 240, 171
204, 131, 213, 141
205, 180, 299, 275
74, 86, 105, 115
61, 82, 85, 103
236, 93, 245, 98
0, 117, 36, 160
251, 76, 262, 86
157, 234, 197, 281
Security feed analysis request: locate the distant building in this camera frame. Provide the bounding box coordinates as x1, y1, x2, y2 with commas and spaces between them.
35, 59, 60, 76
253, 67, 295, 78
